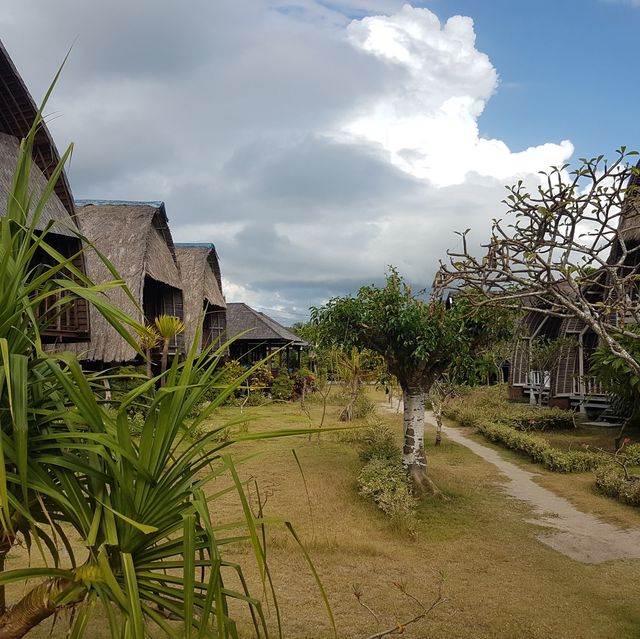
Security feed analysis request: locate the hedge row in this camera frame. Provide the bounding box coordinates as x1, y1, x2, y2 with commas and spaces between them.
475, 419, 602, 473
595, 466, 640, 507
443, 385, 575, 431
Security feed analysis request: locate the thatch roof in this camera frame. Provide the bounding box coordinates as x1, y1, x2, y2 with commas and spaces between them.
616, 162, 640, 242
226, 303, 306, 346
0, 40, 76, 220
175, 244, 226, 353
0, 132, 76, 236
68, 200, 183, 363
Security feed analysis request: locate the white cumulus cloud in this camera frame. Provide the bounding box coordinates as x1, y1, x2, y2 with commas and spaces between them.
341, 5, 573, 186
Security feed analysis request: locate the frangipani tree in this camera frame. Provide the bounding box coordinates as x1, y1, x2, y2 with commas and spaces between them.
312, 269, 506, 494
438, 149, 640, 378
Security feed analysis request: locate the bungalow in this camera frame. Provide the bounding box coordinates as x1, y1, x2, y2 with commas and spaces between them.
225, 302, 307, 371
175, 243, 226, 354
0, 40, 89, 342
509, 170, 640, 413
68, 200, 184, 365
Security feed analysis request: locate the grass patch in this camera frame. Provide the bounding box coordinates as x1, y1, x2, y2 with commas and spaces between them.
20, 386, 640, 638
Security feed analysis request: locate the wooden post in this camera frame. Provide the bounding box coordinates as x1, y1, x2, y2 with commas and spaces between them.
578, 331, 586, 414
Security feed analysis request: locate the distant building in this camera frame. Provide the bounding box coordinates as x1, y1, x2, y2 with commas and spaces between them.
509, 168, 640, 413
175, 244, 226, 354
225, 302, 307, 371
68, 200, 184, 365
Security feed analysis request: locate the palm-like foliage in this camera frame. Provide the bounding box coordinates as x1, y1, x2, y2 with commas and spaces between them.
0, 73, 335, 639
154, 314, 185, 382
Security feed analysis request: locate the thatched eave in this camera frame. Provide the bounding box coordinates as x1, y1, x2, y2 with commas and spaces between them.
0, 40, 76, 219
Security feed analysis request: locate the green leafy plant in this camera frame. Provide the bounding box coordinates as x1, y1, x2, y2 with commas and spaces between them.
271, 370, 294, 400
0, 79, 336, 638
475, 420, 601, 473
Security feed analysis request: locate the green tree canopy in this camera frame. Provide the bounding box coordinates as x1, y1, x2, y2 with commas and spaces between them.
311, 269, 510, 492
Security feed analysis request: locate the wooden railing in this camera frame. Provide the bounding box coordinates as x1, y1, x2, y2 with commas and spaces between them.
572, 376, 605, 396
528, 370, 550, 389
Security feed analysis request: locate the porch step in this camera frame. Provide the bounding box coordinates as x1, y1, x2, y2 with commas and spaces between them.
581, 421, 624, 429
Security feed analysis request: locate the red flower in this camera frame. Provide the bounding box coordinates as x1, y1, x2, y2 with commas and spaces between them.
623, 437, 632, 445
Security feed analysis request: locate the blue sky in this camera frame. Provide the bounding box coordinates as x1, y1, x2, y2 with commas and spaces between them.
431, 0, 640, 158
2, 0, 639, 324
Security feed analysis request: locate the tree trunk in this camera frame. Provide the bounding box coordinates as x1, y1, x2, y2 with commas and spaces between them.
433, 403, 443, 447
160, 339, 169, 386
402, 388, 444, 497
145, 347, 153, 378
0, 578, 83, 639
403, 390, 427, 491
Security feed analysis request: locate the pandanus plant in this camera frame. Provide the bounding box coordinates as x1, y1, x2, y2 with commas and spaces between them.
136, 323, 160, 378
0, 70, 334, 638
154, 314, 185, 382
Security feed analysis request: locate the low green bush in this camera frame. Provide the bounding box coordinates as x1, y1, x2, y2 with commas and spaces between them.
444, 384, 575, 431
595, 466, 640, 507
353, 392, 376, 419
623, 443, 640, 466
359, 423, 400, 463
475, 420, 601, 473
513, 413, 575, 431
357, 458, 417, 534
271, 371, 294, 400
355, 420, 416, 533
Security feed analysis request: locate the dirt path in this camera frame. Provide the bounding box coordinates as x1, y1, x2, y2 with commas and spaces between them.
379, 401, 640, 564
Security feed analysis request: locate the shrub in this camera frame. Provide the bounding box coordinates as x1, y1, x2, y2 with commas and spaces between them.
443, 384, 575, 431
271, 371, 294, 400
293, 368, 316, 398
359, 423, 401, 463
357, 458, 417, 534
353, 391, 376, 419
475, 420, 601, 473
623, 443, 640, 466
513, 412, 575, 431
595, 466, 640, 507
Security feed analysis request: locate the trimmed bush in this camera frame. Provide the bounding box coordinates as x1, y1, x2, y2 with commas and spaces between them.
475, 420, 601, 473
595, 466, 640, 507
444, 384, 575, 431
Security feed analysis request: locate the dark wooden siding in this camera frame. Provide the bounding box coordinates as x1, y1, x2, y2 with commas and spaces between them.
202, 304, 226, 350
142, 276, 185, 352
36, 235, 90, 342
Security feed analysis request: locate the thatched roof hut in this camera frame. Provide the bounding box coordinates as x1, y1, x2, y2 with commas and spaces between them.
175, 244, 226, 354
0, 40, 89, 342
68, 200, 184, 364
225, 302, 306, 370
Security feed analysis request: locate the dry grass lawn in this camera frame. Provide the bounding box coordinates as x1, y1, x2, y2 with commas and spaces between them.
17, 387, 640, 638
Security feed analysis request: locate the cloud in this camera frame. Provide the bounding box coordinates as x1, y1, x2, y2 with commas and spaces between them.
340, 5, 573, 186
0, 2, 576, 319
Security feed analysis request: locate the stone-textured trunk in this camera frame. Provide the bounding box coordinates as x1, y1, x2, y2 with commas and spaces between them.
403, 389, 428, 488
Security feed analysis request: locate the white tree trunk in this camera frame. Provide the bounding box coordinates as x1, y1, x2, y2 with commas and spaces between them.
403, 389, 428, 486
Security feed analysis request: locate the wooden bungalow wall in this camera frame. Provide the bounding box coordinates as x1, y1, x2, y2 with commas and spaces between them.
203, 306, 226, 349
142, 276, 185, 351
35, 235, 90, 342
